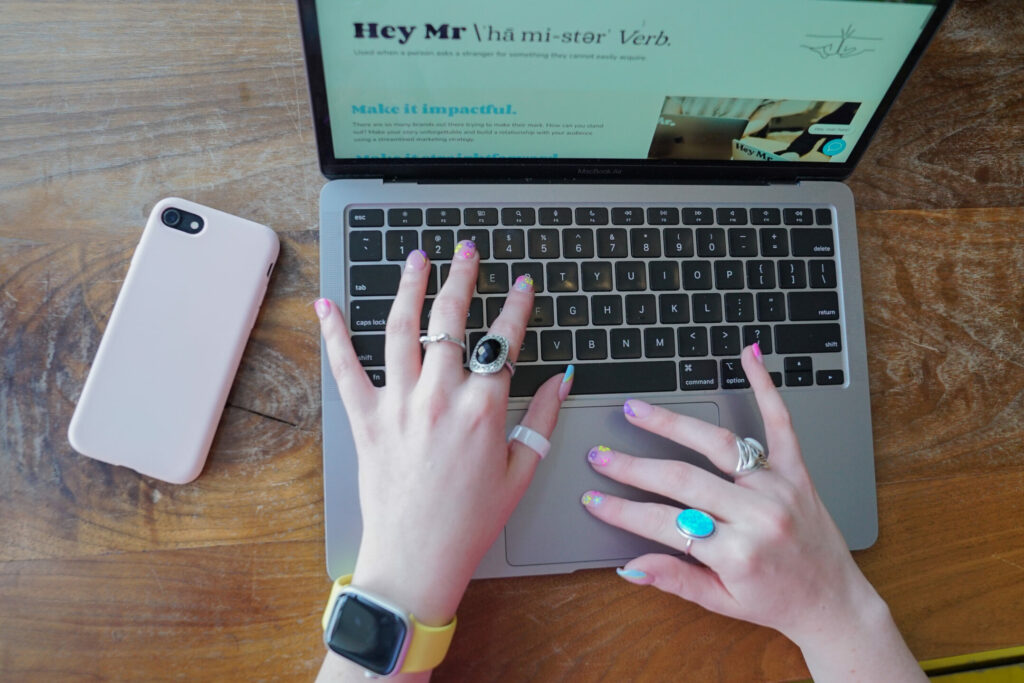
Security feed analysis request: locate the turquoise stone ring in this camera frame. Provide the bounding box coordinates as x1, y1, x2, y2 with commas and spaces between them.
675, 509, 716, 552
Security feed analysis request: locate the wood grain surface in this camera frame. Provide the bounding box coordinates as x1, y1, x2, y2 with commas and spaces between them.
1, 1, 1022, 681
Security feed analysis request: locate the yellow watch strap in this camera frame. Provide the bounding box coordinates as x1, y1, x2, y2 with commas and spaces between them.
322, 575, 457, 674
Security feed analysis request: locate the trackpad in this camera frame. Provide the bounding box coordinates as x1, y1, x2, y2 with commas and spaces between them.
504, 401, 720, 566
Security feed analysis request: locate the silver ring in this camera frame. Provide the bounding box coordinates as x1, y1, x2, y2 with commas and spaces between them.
735, 437, 769, 475
507, 425, 551, 459
419, 332, 466, 351
469, 334, 515, 376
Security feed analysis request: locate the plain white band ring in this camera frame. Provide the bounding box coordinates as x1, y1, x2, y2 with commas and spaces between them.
507, 425, 551, 459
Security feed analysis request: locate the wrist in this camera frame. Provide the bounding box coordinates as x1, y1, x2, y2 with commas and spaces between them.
350, 557, 467, 627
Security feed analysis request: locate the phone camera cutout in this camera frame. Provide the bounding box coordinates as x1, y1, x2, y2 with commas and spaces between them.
162, 207, 204, 234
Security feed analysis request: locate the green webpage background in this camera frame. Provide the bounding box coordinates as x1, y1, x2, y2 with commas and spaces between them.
315, 0, 935, 162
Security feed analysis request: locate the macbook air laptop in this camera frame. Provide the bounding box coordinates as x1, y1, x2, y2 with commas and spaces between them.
298, 0, 952, 579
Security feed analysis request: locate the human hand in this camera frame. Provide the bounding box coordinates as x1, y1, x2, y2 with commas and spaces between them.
315, 242, 572, 628
581, 345, 925, 680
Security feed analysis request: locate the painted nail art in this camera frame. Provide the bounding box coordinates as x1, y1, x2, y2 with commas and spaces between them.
581, 490, 604, 507
558, 364, 575, 402
314, 298, 331, 320
588, 445, 612, 466
616, 568, 649, 582
752, 341, 763, 363
623, 399, 652, 418
454, 240, 476, 259
405, 249, 428, 271
513, 274, 534, 292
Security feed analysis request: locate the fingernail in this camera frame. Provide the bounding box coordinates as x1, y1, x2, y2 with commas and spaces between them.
405, 249, 428, 271
513, 274, 534, 292
616, 567, 654, 585
558, 364, 575, 402
454, 240, 476, 259
623, 399, 652, 419
752, 342, 763, 364
314, 298, 331, 320
581, 490, 604, 507
587, 445, 612, 466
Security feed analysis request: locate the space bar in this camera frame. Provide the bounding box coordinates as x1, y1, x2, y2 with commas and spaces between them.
509, 361, 677, 397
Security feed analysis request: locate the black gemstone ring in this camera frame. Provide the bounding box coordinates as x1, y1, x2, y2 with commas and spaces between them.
469, 334, 515, 376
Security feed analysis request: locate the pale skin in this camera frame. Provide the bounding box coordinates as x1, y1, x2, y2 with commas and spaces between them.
315, 242, 926, 682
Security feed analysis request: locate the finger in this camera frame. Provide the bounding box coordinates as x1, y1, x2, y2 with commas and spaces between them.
585, 446, 753, 522
741, 344, 803, 474
622, 399, 743, 477
580, 491, 724, 566
382, 250, 430, 391
616, 554, 741, 619
507, 367, 573, 488
469, 273, 535, 389
315, 297, 376, 411
421, 240, 478, 381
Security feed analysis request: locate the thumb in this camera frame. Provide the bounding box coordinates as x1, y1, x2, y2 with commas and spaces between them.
507, 365, 574, 489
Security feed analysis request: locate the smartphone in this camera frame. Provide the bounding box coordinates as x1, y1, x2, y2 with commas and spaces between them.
68, 198, 279, 483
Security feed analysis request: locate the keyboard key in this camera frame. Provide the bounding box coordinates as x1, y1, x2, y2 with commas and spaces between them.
350, 264, 401, 296
485, 297, 505, 326
518, 331, 539, 362
714, 261, 744, 289
815, 208, 834, 226
750, 208, 781, 225
575, 207, 609, 225
527, 229, 560, 259
783, 208, 814, 226
711, 325, 741, 356
649, 261, 680, 291
508, 365, 564, 397
716, 207, 747, 225
683, 207, 714, 225
721, 359, 750, 389
630, 228, 662, 257
784, 356, 813, 372
615, 262, 647, 291
538, 207, 572, 225
582, 262, 613, 292
591, 295, 624, 325
349, 231, 382, 262
422, 230, 455, 259
477, 263, 509, 293
387, 208, 422, 227
647, 207, 680, 225
625, 294, 657, 325
464, 208, 499, 226
788, 291, 840, 321
557, 296, 589, 326
760, 228, 789, 257
678, 327, 709, 357
809, 260, 838, 289
770, 372, 783, 387
466, 298, 484, 329
659, 294, 690, 324
792, 229, 835, 257
696, 228, 727, 257
385, 230, 418, 261
456, 229, 490, 259
779, 260, 807, 289
563, 228, 595, 258
683, 261, 713, 290
611, 329, 642, 358
352, 334, 386, 366
349, 299, 392, 332
426, 208, 460, 226
426, 265, 438, 295
728, 228, 758, 257
611, 207, 644, 225
756, 292, 786, 321
644, 328, 675, 358
597, 228, 629, 258
742, 325, 773, 354
725, 293, 755, 322
348, 209, 384, 228
546, 262, 579, 292
664, 228, 694, 257
575, 330, 608, 360
786, 370, 814, 387
747, 260, 777, 289
529, 297, 555, 327
493, 229, 526, 259
367, 368, 386, 387
692, 293, 723, 323
540, 330, 573, 361
573, 361, 677, 394
511, 262, 544, 292
680, 360, 718, 390
775, 323, 843, 354
501, 207, 536, 226
816, 369, 845, 385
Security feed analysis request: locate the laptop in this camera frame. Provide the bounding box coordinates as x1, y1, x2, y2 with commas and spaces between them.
298, 0, 953, 579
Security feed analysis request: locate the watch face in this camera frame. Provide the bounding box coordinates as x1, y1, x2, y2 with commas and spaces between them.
327, 593, 408, 675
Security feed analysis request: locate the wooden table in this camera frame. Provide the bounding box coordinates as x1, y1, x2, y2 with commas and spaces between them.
1, 2, 1021, 680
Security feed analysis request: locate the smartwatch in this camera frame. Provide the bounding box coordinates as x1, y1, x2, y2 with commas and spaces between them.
321, 575, 457, 677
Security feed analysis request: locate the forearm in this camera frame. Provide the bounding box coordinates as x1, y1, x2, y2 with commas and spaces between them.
317, 653, 432, 683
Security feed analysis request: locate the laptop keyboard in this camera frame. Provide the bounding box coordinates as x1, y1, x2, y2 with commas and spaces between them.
345, 204, 844, 397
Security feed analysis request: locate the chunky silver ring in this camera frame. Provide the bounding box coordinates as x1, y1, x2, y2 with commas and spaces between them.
507, 425, 551, 459
419, 332, 466, 351
469, 334, 515, 376
675, 508, 716, 555
735, 437, 769, 475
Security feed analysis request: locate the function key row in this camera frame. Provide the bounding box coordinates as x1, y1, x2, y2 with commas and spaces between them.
349, 226, 835, 262
348, 206, 833, 229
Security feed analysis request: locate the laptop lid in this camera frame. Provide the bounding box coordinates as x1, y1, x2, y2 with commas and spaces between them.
297, 0, 951, 183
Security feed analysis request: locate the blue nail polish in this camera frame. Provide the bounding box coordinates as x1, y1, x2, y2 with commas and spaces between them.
616, 568, 647, 580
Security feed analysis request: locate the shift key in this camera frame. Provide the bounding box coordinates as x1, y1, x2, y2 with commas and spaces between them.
775, 323, 842, 353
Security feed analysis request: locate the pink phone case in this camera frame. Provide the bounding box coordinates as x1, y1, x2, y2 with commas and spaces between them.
68, 198, 279, 483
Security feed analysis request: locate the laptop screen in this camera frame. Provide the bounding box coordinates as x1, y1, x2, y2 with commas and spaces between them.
300, 0, 949, 180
